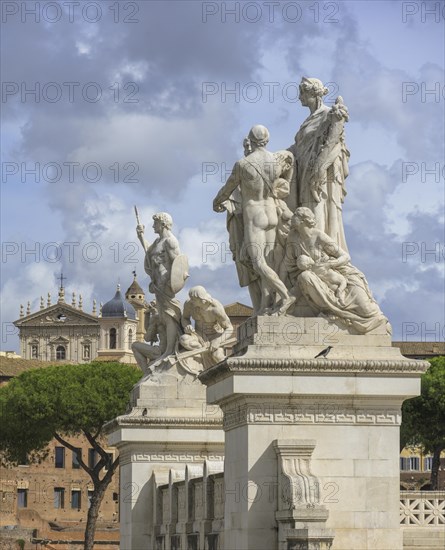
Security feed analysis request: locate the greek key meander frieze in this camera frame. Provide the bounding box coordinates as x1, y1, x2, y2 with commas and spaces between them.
223, 405, 401, 430
129, 453, 224, 463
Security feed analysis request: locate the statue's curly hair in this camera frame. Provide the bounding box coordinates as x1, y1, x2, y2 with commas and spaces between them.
152, 212, 173, 229
188, 285, 212, 302
300, 77, 329, 98
294, 207, 316, 228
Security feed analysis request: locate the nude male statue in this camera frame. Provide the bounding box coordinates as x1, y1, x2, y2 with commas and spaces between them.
179, 285, 233, 367
213, 125, 295, 314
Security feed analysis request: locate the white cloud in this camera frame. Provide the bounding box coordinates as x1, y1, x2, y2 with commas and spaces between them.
179, 219, 228, 271
2, 1, 443, 350
75, 42, 91, 56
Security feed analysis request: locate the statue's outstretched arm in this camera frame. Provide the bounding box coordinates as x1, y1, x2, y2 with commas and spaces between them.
213, 162, 241, 212
211, 304, 233, 349
181, 300, 194, 333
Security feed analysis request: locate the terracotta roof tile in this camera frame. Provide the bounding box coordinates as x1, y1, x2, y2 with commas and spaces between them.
0, 357, 61, 377
392, 341, 445, 356
224, 302, 254, 317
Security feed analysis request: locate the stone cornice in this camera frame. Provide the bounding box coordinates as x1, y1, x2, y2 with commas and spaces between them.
199, 356, 429, 385
14, 303, 99, 326
106, 414, 222, 432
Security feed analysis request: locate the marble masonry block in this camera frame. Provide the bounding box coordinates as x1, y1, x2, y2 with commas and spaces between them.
199, 315, 429, 550
235, 315, 393, 356
108, 363, 225, 549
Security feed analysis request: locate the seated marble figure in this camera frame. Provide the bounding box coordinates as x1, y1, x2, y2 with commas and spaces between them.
280, 207, 391, 334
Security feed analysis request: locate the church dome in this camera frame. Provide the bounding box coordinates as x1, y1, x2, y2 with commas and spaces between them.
102, 284, 136, 320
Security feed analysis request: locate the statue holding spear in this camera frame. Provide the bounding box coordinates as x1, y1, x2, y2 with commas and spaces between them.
133, 207, 189, 373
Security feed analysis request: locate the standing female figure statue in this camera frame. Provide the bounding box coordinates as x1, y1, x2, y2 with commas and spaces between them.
288, 77, 350, 252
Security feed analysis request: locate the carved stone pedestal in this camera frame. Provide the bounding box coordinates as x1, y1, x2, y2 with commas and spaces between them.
107, 365, 224, 549
274, 440, 334, 550
281, 518, 334, 550
199, 316, 429, 550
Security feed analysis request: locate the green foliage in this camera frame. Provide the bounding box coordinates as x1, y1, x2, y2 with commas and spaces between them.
401, 356, 445, 452
0, 361, 140, 464
16, 540, 25, 550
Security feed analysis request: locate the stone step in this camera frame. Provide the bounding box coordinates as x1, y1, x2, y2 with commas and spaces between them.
403, 530, 445, 549
404, 543, 445, 548
404, 545, 445, 549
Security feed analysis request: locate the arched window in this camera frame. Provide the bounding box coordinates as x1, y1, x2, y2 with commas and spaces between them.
109, 328, 117, 349
128, 329, 133, 347
56, 345, 66, 360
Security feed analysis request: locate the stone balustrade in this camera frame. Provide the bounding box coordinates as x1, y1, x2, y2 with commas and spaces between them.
400, 491, 445, 526
401, 491, 445, 550
149, 476, 445, 549
152, 460, 224, 550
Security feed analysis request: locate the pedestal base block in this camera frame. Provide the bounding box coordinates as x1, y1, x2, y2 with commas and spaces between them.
107, 368, 224, 549
199, 316, 429, 550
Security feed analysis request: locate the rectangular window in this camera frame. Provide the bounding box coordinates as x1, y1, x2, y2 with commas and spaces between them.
104, 452, 113, 471
31, 344, 38, 359
17, 489, 28, 508
87, 489, 94, 508
55, 446, 65, 468
424, 457, 433, 471
187, 535, 198, 550
400, 456, 420, 471
88, 448, 98, 469
72, 448, 81, 469
71, 490, 81, 509
207, 534, 219, 550
54, 488, 65, 509
56, 345, 66, 360
18, 452, 29, 467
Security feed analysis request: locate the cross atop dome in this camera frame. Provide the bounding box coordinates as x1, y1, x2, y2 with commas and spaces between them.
57, 272, 67, 290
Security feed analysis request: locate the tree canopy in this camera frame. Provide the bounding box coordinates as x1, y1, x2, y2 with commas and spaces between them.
401, 356, 445, 489
0, 361, 141, 549
1, 361, 140, 461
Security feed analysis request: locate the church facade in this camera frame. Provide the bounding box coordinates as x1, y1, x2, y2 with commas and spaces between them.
13, 285, 100, 363
13, 276, 146, 364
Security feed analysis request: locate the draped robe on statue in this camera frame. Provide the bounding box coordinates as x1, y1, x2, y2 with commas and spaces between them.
289, 104, 350, 252
285, 224, 390, 334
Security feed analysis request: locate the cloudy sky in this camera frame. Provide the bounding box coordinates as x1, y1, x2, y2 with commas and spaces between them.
1, 0, 444, 350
